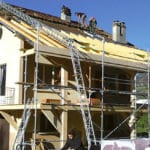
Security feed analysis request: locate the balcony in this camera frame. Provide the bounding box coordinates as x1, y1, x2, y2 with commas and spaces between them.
0, 87, 15, 104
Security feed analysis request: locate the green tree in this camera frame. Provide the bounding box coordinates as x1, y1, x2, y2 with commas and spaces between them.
137, 114, 148, 137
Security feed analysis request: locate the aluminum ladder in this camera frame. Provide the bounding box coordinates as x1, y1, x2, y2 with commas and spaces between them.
68, 40, 96, 149
12, 101, 32, 150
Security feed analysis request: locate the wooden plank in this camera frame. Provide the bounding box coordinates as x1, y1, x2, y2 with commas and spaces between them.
11, 19, 51, 46
41, 99, 60, 104
21, 21, 66, 48
40, 98, 71, 104
0, 16, 36, 42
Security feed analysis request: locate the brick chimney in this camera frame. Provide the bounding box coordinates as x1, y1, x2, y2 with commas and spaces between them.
112, 21, 126, 44
61, 5, 71, 22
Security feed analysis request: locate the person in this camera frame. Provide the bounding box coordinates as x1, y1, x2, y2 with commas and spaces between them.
89, 17, 97, 34
75, 12, 87, 27
61, 129, 85, 150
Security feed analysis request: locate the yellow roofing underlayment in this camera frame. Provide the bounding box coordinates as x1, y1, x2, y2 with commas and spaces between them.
0, 16, 148, 64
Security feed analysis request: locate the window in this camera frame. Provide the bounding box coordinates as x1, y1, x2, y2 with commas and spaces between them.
0, 64, 6, 96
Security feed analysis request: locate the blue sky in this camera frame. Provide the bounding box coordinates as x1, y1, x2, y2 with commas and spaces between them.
4, 0, 150, 50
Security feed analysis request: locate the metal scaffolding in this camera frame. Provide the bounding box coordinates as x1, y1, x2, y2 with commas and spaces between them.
32, 24, 40, 150
147, 51, 150, 138
0, 0, 150, 149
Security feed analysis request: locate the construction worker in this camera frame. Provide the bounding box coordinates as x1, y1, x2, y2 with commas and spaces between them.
89, 17, 97, 34
61, 129, 85, 150
75, 12, 87, 27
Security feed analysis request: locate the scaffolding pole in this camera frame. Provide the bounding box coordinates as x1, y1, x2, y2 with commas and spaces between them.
101, 37, 105, 142
134, 73, 137, 139
147, 50, 150, 138
22, 55, 28, 149
87, 33, 105, 143
33, 24, 40, 150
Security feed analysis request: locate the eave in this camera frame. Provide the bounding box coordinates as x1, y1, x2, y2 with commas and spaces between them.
0, 12, 148, 72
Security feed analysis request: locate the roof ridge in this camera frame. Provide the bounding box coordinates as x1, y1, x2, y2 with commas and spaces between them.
10, 4, 112, 39
1, 3, 136, 48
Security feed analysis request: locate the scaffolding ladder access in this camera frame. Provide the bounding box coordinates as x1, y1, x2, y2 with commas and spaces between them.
12, 100, 32, 150
68, 39, 96, 148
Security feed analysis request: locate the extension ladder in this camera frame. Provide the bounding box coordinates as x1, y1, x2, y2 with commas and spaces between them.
68, 40, 96, 148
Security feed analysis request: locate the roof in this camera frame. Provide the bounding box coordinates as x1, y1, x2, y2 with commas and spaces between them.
13, 5, 112, 40
0, 3, 148, 71
0, 4, 132, 46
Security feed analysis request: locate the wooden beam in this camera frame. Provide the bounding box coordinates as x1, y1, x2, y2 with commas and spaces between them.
11, 20, 54, 47
0, 103, 147, 113
40, 104, 136, 112
0, 16, 36, 42
42, 110, 61, 133
0, 111, 17, 129
21, 20, 66, 48
60, 110, 68, 147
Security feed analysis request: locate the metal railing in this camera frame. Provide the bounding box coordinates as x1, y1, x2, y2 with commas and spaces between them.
0, 87, 15, 104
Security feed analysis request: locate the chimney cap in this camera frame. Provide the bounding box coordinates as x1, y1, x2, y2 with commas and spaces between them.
113, 21, 126, 27
113, 20, 119, 23
61, 5, 71, 16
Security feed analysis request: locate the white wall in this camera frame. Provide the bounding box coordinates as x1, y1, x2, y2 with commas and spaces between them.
0, 26, 22, 104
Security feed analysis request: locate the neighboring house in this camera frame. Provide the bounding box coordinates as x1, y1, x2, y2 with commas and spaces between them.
0, 2, 148, 150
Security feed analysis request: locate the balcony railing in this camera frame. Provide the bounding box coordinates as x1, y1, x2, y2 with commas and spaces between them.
0, 87, 15, 104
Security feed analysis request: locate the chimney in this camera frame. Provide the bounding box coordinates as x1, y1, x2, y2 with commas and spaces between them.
112, 21, 126, 44
61, 5, 71, 22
